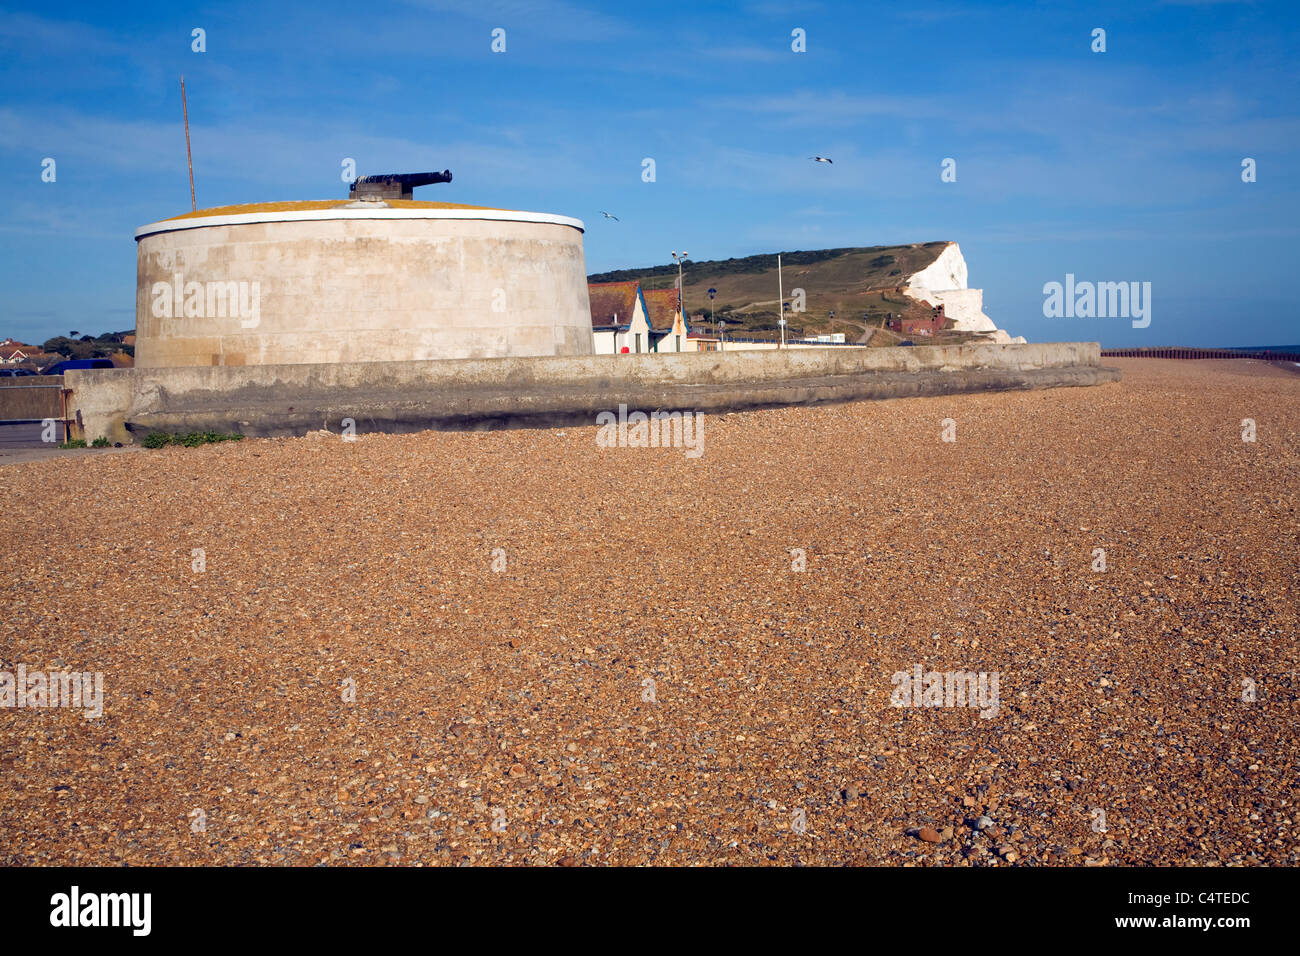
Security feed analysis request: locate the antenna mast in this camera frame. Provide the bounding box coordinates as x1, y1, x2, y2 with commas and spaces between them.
181, 75, 196, 211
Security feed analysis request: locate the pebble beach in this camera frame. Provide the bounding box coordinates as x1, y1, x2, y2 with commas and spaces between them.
1, 358, 1296, 866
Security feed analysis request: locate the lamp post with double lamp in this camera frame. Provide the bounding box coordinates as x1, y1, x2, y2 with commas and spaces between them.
671, 251, 689, 334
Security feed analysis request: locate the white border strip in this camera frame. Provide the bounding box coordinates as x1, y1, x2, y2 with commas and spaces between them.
136, 206, 586, 240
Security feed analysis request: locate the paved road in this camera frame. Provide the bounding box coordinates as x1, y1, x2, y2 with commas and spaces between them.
0, 423, 142, 465
0, 422, 52, 448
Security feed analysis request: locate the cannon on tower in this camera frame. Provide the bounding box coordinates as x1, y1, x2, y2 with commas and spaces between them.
348, 170, 453, 201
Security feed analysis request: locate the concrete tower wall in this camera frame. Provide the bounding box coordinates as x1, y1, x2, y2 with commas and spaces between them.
134, 207, 593, 368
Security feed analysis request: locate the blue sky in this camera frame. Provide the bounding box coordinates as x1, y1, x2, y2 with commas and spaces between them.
2, 0, 1297, 347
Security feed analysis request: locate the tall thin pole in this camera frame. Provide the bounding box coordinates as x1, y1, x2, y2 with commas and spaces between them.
181, 76, 196, 212
777, 253, 785, 348
677, 261, 684, 323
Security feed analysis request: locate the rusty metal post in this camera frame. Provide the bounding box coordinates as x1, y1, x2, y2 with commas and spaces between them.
182, 76, 196, 212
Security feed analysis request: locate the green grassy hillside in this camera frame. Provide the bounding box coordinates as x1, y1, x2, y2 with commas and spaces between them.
588, 242, 954, 340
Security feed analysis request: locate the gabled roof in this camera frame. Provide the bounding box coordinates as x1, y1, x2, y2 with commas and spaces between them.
588, 280, 639, 329
642, 288, 681, 331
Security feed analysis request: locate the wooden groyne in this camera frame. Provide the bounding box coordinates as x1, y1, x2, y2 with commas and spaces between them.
1101, 347, 1300, 362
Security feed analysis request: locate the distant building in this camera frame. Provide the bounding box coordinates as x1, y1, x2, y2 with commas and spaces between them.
589, 281, 651, 354
3, 348, 57, 368
588, 281, 696, 353
0, 340, 35, 364
641, 288, 689, 353
887, 304, 949, 337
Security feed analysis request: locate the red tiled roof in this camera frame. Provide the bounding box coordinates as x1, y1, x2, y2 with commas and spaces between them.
4, 349, 56, 365
642, 288, 680, 331
588, 281, 639, 329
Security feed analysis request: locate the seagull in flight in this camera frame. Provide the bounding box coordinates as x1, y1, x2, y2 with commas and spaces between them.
599, 211, 620, 221
809, 156, 833, 164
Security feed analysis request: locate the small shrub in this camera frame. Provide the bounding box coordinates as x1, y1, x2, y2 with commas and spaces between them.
91, 436, 110, 447
142, 431, 244, 449
182, 431, 244, 447
58, 438, 87, 449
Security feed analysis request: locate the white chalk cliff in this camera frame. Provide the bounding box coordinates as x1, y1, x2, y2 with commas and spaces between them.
904, 243, 1026, 345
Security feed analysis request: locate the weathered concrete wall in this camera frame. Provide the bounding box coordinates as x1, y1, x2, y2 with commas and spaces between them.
711, 341, 859, 351
135, 211, 593, 368
67, 342, 1113, 441
63, 370, 132, 444
119, 366, 1121, 437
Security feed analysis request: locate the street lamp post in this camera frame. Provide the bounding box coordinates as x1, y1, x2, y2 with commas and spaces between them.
777, 253, 783, 346
708, 287, 716, 332
671, 251, 689, 331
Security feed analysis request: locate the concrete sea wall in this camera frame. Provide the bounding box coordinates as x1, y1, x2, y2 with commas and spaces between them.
67, 342, 1117, 442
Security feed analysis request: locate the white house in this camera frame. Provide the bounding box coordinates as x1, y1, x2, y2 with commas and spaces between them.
589, 281, 700, 354
589, 281, 657, 354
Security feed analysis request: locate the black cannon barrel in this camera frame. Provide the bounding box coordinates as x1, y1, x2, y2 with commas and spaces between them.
354, 171, 452, 188
349, 170, 453, 200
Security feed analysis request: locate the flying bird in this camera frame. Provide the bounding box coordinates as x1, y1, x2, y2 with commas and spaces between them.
599, 211, 620, 221
809, 156, 833, 164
